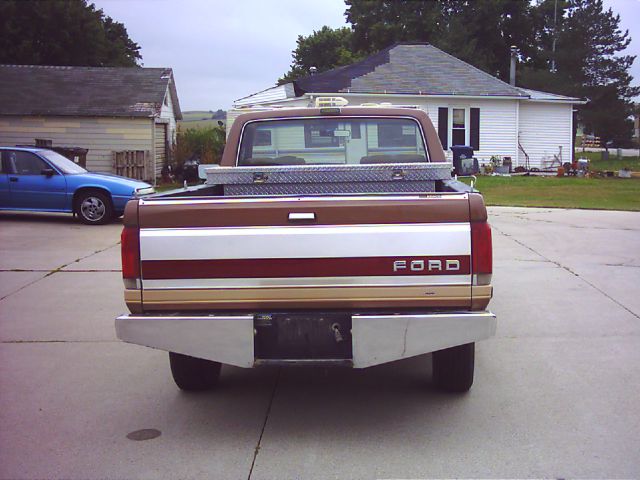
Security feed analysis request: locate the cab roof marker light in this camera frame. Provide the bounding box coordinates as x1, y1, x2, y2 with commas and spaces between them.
315, 96, 349, 108
320, 107, 341, 115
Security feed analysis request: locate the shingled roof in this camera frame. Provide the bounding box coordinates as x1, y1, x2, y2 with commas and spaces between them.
293, 43, 527, 98
0, 65, 182, 119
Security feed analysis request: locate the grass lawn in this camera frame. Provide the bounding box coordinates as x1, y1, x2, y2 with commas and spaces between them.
155, 176, 640, 212
181, 111, 214, 121
178, 118, 224, 130
155, 183, 181, 192
575, 150, 640, 171
467, 175, 640, 211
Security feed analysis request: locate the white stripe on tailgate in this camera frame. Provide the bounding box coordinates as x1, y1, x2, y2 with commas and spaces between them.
140, 223, 470, 261
143, 274, 471, 290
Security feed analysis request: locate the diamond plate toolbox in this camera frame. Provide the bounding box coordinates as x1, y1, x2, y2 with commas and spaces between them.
205, 163, 452, 195
224, 181, 436, 196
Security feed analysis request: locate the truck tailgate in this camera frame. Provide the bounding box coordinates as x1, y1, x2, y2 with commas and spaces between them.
134, 194, 475, 312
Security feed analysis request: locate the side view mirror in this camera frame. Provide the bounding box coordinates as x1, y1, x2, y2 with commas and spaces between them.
41, 168, 55, 177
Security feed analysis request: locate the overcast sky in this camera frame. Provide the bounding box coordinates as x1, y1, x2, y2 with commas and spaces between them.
94, 0, 640, 111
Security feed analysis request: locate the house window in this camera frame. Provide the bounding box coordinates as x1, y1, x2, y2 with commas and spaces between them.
437, 107, 480, 150
304, 122, 340, 148
255, 129, 272, 146
451, 108, 466, 146
378, 122, 417, 147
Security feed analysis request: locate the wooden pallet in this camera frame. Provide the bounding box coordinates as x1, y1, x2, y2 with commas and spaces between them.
113, 150, 152, 182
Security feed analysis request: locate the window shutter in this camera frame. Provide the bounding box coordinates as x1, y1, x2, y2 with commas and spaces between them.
438, 108, 448, 150
470, 108, 480, 150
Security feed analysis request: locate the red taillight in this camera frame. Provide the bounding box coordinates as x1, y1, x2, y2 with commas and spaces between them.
121, 226, 140, 282
471, 221, 492, 284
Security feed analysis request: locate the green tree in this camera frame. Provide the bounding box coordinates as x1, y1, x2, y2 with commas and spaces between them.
581, 85, 634, 148
281, 1, 537, 85
345, 0, 537, 81
345, 0, 443, 54
0, 0, 141, 66
279, 26, 363, 84
521, 0, 638, 146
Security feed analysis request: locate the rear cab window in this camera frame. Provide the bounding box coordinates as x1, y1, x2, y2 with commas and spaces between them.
238, 117, 429, 166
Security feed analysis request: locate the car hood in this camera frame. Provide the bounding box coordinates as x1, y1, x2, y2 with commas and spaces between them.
79, 172, 151, 190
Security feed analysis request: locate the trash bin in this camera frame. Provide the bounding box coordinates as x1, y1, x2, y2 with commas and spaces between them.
53, 147, 89, 168
450, 145, 478, 175
22, 139, 88, 168
182, 156, 201, 183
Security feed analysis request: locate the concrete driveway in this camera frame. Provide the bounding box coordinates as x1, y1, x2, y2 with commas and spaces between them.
1, 207, 639, 479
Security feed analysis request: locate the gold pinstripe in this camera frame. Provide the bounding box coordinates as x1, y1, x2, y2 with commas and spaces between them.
141, 285, 470, 306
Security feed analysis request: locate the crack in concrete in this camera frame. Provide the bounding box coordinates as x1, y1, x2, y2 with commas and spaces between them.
0, 273, 49, 302
57, 269, 120, 272
495, 333, 640, 339
247, 368, 281, 480
0, 269, 52, 272
493, 225, 640, 321
1, 340, 119, 344
0, 242, 119, 301
493, 212, 640, 232
1, 268, 120, 273
47, 244, 117, 276
503, 258, 553, 263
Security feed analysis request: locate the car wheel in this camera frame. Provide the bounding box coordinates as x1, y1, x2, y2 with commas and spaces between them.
432, 343, 475, 393
169, 352, 221, 391
77, 191, 113, 225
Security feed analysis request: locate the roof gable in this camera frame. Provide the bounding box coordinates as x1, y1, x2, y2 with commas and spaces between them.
294, 43, 527, 98
0, 65, 182, 119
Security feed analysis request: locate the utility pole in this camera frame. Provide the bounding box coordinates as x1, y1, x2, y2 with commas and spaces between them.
551, 0, 558, 73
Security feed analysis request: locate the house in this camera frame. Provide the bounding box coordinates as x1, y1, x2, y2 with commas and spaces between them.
0, 65, 182, 181
232, 43, 584, 169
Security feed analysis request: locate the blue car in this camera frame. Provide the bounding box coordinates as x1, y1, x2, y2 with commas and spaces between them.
0, 146, 154, 224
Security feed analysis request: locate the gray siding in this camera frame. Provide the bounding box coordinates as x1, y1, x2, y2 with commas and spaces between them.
518, 102, 573, 169
154, 122, 167, 176
0, 115, 153, 173
159, 86, 177, 144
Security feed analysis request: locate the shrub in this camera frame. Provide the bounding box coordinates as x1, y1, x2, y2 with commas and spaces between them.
175, 126, 226, 165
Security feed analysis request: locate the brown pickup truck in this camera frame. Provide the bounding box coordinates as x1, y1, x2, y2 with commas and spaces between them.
116, 104, 495, 393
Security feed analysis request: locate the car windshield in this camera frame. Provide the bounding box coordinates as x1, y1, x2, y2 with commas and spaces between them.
38, 150, 87, 174
238, 117, 429, 166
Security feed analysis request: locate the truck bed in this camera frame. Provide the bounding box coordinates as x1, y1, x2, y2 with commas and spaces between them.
122, 186, 490, 314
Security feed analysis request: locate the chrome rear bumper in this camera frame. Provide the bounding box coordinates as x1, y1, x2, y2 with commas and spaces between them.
115, 311, 496, 368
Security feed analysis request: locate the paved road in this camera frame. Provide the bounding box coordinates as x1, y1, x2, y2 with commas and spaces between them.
1, 208, 639, 479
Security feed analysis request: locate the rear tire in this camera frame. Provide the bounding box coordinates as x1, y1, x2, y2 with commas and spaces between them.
432, 343, 475, 393
169, 352, 221, 391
